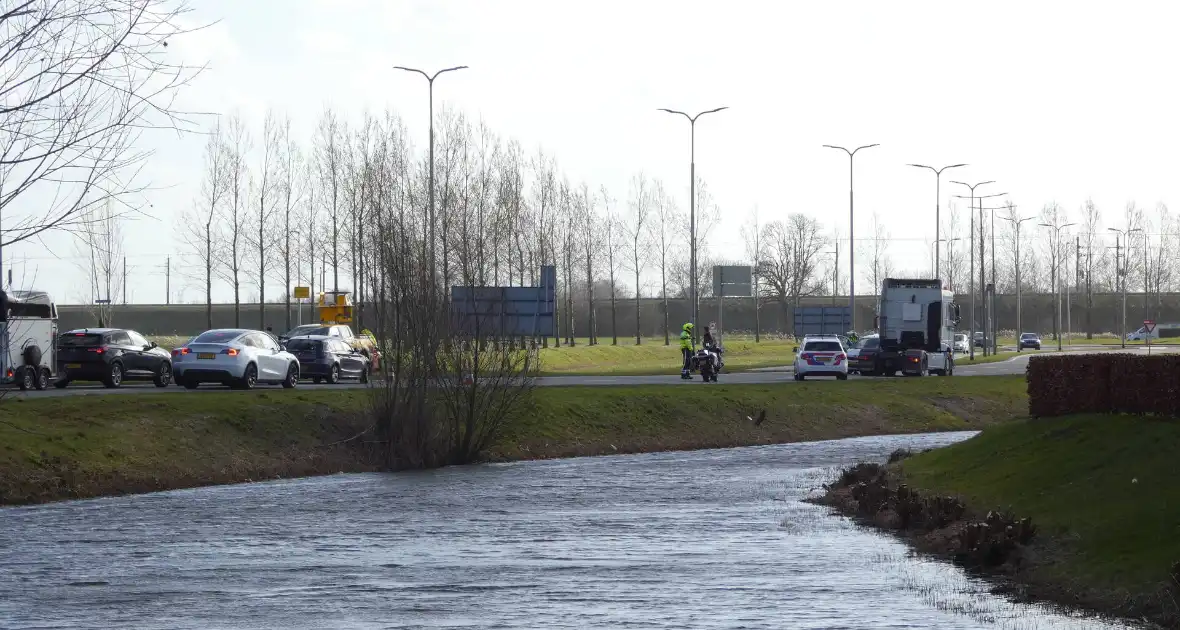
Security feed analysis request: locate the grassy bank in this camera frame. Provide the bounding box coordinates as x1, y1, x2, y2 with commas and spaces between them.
0, 376, 1027, 505
894, 415, 1180, 625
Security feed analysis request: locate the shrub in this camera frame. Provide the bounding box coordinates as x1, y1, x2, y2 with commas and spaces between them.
1028, 353, 1180, 417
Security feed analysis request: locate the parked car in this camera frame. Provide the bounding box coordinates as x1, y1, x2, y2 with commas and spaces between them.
1019, 332, 1042, 350
792, 335, 849, 381
953, 333, 970, 354
847, 335, 879, 375
172, 328, 299, 390
973, 331, 989, 348
55, 328, 172, 388
286, 335, 370, 384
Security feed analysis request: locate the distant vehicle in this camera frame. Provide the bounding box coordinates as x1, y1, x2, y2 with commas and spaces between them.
869, 278, 960, 377
0, 289, 57, 391
172, 329, 299, 390
1018, 332, 1042, 350
973, 331, 988, 348
285, 335, 370, 384
848, 335, 879, 375
792, 335, 848, 381
1126, 323, 1180, 341
953, 333, 970, 354
55, 328, 172, 389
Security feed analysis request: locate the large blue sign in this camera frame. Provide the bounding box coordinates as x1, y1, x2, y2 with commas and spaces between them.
451, 266, 556, 337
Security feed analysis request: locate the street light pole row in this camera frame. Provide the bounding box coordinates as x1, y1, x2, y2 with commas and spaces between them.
909, 163, 966, 283
1041, 219, 1077, 351
823, 144, 879, 333
1000, 211, 1034, 351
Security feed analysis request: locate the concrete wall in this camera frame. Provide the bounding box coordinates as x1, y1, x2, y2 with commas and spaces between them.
58, 292, 1174, 338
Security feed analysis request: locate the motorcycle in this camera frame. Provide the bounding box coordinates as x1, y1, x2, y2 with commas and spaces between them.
691, 345, 723, 382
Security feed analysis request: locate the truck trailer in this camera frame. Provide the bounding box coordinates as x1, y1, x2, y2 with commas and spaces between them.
859, 278, 960, 377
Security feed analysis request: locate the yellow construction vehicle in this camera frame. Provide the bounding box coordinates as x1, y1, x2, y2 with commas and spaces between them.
317, 290, 354, 325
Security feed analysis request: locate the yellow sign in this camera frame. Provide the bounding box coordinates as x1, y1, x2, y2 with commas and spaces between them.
293, 286, 310, 299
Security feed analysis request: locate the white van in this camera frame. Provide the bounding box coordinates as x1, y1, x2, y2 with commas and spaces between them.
1, 289, 59, 390
1126, 323, 1180, 341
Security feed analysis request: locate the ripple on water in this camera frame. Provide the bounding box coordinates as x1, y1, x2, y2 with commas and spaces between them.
0, 431, 1133, 629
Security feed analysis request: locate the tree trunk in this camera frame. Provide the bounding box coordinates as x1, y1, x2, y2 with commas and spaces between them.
205, 221, 213, 330
633, 265, 641, 345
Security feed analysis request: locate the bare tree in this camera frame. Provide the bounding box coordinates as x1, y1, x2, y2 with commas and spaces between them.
180, 120, 228, 330
760, 214, 828, 330
0, 0, 204, 272
1079, 198, 1102, 338
246, 110, 281, 329
72, 201, 124, 325
648, 179, 679, 345
863, 212, 894, 297
580, 183, 598, 345
741, 205, 767, 342
278, 115, 305, 331
942, 200, 967, 293
1038, 202, 1070, 340
1146, 203, 1176, 317
219, 114, 251, 327
623, 173, 652, 343
314, 109, 345, 292
602, 186, 622, 345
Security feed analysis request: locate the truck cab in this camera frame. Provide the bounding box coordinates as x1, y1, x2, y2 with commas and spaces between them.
871, 278, 960, 377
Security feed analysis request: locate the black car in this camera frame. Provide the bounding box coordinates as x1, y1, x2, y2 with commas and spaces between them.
285, 335, 369, 384
56, 328, 172, 388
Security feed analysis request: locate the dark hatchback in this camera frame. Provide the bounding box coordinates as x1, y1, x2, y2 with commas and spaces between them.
56, 328, 172, 388
286, 335, 369, 384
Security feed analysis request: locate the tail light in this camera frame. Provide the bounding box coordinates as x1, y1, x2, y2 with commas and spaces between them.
221, 348, 239, 357
834, 353, 846, 364
910, 356, 920, 363
172, 347, 190, 356
800, 352, 812, 361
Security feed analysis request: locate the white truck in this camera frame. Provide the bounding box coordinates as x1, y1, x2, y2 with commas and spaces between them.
868, 278, 960, 377
0, 289, 59, 390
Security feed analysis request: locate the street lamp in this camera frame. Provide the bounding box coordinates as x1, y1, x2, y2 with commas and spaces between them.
908, 163, 966, 284
1108, 226, 1143, 349
930, 237, 961, 277
1041, 220, 1077, 351
393, 64, 468, 288
824, 143, 878, 333
658, 106, 727, 342
1000, 211, 1034, 351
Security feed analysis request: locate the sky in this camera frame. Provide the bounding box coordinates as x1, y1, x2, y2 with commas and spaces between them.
4, 0, 1180, 304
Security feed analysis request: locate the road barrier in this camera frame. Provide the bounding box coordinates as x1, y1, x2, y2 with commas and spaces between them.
1028, 354, 1180, 417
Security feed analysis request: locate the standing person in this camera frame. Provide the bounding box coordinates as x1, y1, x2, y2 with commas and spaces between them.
679, 322, 694, 379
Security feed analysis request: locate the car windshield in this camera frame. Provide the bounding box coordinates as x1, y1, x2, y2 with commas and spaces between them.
955, 334, 967, 342
1021, 333, 1037, 339
192, 330, 242, 344
861, 338, 879, 349
59, 333, 104, 347
286, 325, 329, 337
286, 338, 319, 352
804, 341, 842, 352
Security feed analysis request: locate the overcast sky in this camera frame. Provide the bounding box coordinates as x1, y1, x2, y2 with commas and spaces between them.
6, 0, 1179, 305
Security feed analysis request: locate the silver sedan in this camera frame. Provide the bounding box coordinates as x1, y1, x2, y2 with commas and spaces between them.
172, 328, 299, 390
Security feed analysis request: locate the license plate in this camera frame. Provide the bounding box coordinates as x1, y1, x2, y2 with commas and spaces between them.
66, 363, 81, 369
198, 353, 216, 360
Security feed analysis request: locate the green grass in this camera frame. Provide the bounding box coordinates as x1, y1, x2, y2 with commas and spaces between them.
0, 376, 1028, 504
898, 414, 1180, 614
537, 337, 795, 375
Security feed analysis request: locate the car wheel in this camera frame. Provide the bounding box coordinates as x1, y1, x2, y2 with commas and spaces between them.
183, 378, 200, 390
282, 362, 298, 389
103, 362, 124, 389
236, 363, 258, 390
837, 373, 848, 381
360, 367, 369, 384
797, 374, 805, 381
17, 366, 33, 391
34, 367, 50, 391
327, 364, 340, 385
53, 378, 70, 389
154, 362, 172, 388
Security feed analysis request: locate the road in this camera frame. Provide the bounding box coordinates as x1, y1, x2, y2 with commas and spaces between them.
14, 346, 1167, 400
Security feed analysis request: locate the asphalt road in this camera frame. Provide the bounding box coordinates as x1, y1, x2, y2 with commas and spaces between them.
14, 347, 1162, 400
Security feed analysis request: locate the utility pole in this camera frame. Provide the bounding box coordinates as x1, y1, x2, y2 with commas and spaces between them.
166, 257, 171, 305
948, 184, 995, 361
1109, 226, 1143, 348
1001, 211, 1033, 351
907, 162, 966, 283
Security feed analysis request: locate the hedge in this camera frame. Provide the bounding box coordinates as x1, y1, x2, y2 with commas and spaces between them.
1028, 353, 1180, 417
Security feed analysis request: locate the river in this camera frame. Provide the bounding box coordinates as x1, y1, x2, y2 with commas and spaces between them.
1, 431, 1129, 629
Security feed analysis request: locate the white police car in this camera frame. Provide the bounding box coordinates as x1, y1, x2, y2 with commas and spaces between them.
792, 335, 849, 381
